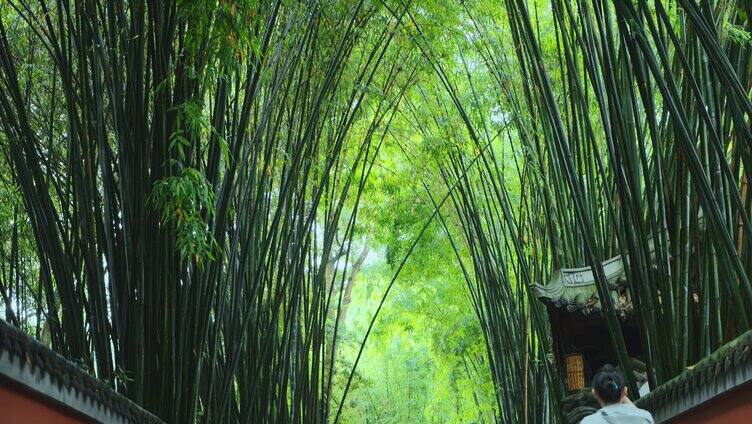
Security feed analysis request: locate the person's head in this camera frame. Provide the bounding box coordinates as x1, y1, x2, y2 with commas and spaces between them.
591, 364, 628, 406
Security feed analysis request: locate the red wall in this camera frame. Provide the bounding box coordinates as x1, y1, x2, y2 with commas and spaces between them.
0, 382, 89, 423
669, 382, 752, 424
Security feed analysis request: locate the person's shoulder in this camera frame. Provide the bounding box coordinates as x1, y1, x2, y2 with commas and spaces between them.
634, 406, 655, 422
620, 404, 654, 423
628, 404, 653, 417
579, 413, 604, 424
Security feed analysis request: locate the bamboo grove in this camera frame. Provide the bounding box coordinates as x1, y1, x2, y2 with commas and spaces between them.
373, 0, 752, 421
0, 0, 416, 422
498, 0, 752, 395
402, 0, 752, 421
1, 0, 752, 423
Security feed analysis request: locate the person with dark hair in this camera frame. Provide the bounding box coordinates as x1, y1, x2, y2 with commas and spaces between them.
581, 365, 654, 423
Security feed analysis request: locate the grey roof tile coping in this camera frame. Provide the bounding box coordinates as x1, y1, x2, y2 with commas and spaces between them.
635, 329, 752, 423
0, 319, 162, 424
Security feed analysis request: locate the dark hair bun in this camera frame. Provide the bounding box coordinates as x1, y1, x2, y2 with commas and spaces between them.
592, 364, 626, 404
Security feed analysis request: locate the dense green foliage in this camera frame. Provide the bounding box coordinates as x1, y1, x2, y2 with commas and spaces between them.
1, 0, 752, 423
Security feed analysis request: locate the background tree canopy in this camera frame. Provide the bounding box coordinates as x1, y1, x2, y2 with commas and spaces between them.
1, 0, 751, 423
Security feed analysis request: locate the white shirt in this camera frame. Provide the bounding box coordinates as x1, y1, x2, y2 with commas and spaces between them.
580, 403, 655, 424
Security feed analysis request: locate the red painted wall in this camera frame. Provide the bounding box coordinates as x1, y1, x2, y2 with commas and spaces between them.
669, 382, 752, 424
0, 381, 89, 423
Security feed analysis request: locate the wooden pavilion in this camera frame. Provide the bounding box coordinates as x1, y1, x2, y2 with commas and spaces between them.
531, 237, 752, 423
